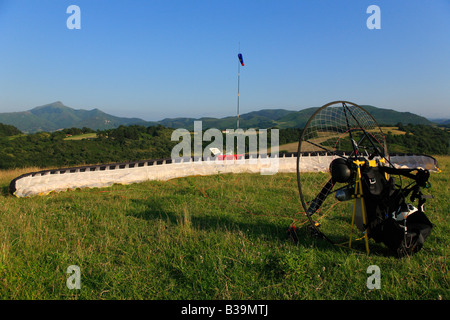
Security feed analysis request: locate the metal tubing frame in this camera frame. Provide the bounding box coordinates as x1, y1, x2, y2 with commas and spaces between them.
349, 159, 370, 254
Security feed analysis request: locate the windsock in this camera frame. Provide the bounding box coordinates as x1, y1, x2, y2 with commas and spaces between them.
238, 53, 244, 66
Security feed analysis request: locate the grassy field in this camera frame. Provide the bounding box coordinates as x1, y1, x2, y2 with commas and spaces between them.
277, 126, 408, 153
63, 133, 97, 140
0, 157, 448, 300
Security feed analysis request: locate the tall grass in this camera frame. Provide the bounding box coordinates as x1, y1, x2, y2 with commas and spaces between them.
0, 157, 448, 300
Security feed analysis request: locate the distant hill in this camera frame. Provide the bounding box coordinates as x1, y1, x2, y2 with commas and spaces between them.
0, 123, 22, 136
0, 101, 157, 133
0, 101, 434, 133
430, 118, 450, 125
158, 105, 433, 130
359, 105, 432, 126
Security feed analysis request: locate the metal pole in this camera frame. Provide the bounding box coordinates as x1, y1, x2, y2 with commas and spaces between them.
237, 59, 240, 130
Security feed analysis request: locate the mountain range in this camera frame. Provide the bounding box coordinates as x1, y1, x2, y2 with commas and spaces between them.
0, 101, 438, 133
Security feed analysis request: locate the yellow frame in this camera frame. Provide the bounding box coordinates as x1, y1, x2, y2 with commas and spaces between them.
349, 160, 370, 254
348, 158, 386, 254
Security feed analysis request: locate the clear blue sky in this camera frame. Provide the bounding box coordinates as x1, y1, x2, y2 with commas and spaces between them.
0, 0, 449, 120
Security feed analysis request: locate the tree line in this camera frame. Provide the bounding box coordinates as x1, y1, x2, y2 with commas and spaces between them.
0, 123, 448, 170
385, 123, 450, 155
0, 125, 176, 169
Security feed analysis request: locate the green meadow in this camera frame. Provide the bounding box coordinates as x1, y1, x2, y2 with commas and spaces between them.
0, 156, 448, 300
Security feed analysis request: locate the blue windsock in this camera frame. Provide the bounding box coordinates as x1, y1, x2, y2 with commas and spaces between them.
238, 53, 244, 66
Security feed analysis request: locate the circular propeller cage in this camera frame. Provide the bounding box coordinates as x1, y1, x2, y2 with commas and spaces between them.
295, 101, 388, 243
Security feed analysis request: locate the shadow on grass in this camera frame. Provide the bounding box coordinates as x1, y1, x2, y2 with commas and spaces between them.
128, 198, 287, 241
126, 196, 435, 258
0, 184, 12, 197
126, 197, 359, 254
128, 197, 179, 224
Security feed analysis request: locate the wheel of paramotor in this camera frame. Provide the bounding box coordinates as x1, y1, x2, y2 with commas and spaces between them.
295, 101, 388, 243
